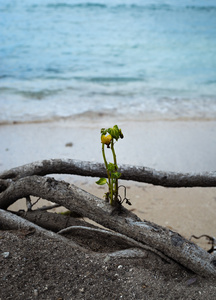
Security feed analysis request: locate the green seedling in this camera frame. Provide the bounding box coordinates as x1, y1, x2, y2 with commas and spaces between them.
96, 125, 124, 206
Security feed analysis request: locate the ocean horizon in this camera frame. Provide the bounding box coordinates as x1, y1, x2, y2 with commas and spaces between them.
1, 0, 216, 124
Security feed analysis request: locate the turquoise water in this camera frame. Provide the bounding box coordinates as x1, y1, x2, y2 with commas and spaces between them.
0, 0, 216, 123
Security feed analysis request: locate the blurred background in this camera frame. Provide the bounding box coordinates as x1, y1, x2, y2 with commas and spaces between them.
1, 0, 216, 123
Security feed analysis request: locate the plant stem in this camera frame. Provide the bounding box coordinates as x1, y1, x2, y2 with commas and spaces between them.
110, 176, 114, 206
102, 143, 111, 187
111, 139, 118, 204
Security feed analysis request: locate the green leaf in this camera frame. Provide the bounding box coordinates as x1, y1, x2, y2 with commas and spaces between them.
113, 125, 119, 132
108, 125, 119, 141
101, 128, 108, 136
107, 162, 116, 172
96, 178, 107, 185
112, 172, 121, 179
101, 125, 123, 142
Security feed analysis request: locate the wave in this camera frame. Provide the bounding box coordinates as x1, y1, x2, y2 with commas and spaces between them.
74, 76, 143, 84
46, 2, 172, 11
186, 5, 216, 12
0, 75, 143, 84
2, 1, 216, 13
17, 89, 62, 100
1, 109, 216, 126
1, 86, 216, 125
0, 87, 62, 100
45, 2, 216, 12
46, 3, 107, 9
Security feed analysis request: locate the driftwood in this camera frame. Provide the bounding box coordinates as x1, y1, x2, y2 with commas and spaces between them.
13, 210, 91, 232
0, 209, 148, 260
0, 208, 86, 252
0, 158, 216, 187
0, 159, 216, 278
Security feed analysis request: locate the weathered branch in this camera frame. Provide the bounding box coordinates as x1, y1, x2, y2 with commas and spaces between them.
0, 209, 86, 252
0, 175, 215, 278
58, 225, 172, 262
13, 210, 93, 232
0, 178, 11, 192
0, 159, 216, 187
0, 209, 149, 260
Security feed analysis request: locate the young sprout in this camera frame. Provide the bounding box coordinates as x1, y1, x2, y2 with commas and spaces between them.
96, 125, 124, 206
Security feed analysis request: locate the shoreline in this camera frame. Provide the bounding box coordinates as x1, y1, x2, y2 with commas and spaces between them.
1, 111, 216, 127
1, 117, 216, 173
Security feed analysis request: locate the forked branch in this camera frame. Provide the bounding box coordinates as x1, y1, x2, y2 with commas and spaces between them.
0, 175, 216, 278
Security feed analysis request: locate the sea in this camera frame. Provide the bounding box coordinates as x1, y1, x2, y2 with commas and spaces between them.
0, 0, 216, 124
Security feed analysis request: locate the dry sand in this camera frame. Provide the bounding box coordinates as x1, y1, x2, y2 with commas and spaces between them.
1, 117, 216, 250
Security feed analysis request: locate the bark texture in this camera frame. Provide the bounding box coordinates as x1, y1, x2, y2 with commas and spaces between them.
0, 208, 85, 251
13, 210, 93, 233
0, 158, 216, 187
0, 174, 216, 278
0, 159, 216, 278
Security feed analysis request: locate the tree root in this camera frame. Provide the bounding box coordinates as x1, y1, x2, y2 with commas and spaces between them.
0, 209, 86, 252
58, 225, 172, 263
0, 160, 216, 278
0, 209, 150, 260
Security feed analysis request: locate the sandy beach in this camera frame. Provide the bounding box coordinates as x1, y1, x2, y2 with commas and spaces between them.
1, 117, 216, 250
1, 2, 216, 297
